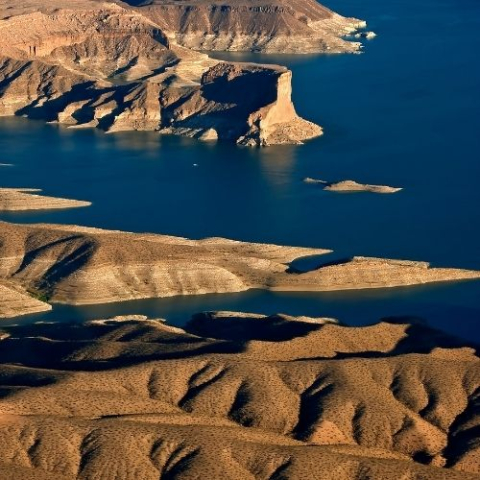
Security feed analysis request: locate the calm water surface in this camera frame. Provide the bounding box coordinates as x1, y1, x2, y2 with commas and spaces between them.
1, 0, 479, 340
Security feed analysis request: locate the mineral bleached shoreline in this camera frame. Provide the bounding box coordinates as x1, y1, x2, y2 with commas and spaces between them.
0, 221, 478, 316
123, 0, 367, 54
0, 188, 91, 211
0, 311, 478, 478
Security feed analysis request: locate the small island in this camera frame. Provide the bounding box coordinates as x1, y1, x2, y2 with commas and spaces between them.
304, 178, 403, 193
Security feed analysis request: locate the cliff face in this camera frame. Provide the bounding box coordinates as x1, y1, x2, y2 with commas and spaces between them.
0, 0, 322, 145
122, 0, 366, 53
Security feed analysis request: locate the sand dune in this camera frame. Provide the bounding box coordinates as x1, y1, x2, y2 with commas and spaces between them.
0, 312, 478, 478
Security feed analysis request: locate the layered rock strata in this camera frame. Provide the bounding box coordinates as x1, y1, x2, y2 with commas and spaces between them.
0, 221, 478, 314
0, 0, 322, 145
123, 0, 368, 53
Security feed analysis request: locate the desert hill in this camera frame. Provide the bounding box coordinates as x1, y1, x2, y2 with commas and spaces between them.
0, 313, 478, 478
120, 0, 367, 53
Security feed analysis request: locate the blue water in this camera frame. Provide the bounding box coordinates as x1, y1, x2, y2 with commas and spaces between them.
1, 0, 479, 340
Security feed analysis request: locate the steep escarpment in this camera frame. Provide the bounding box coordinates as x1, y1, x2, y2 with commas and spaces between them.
163, 62, 321, 145
122, 0, 368, 53
0, 0, 322, 145
0, 221, 479, 315
0, 313, 478, 478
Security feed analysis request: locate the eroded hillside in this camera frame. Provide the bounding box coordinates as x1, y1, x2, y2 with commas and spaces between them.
0, 221, 479, 316
0, 313, 478, 478
122, 0, 367, 53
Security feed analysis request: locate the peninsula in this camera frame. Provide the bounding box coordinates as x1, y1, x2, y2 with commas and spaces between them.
0, 221, 479, 316
0, 188, 91, 211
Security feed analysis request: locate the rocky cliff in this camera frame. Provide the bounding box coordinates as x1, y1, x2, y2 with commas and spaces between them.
0, 0, 322, 145
0, 221, 479, 314
122, 0, 367, 53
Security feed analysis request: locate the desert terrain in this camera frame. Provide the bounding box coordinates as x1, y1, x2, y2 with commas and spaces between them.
0, 221, 479, 316
0, 0, 367, 144
0, 0, 478, 478
0, 312, 478, 478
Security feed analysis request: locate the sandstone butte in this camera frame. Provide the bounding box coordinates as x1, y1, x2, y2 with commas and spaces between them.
0, 188, 91, 211
0, 0, 371, 146
0, 311, 478, 478
0, 220, 479, 317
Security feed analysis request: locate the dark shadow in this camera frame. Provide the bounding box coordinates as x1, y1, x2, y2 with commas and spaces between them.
443, 386, 480, 468
13, 234, 97, 297
286, 255, 351, 273
186, 312, 324, 342
16, 81, 100, 122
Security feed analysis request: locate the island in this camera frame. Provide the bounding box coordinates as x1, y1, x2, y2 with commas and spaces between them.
304, 178, 403, 193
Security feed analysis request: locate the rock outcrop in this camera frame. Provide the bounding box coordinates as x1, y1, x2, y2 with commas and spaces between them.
123, 0, 367, 54
304, 178, 403, 193
0, 313, 478, 478
0, 0, 322, 145
0, 188, 91, 211
0, 281, 51, 318
0, 221, 478, 315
